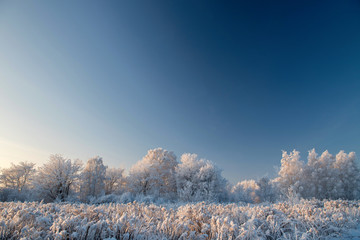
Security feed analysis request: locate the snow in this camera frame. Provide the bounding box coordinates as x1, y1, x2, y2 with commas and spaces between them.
329, 225, 360, 239
0, 199, 359, 239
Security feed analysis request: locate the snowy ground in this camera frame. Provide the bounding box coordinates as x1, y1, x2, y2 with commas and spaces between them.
0, 199, 359, 239
329, 226, 360, 240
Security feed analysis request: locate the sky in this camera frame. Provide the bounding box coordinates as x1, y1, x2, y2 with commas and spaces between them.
0, 0, 360, 183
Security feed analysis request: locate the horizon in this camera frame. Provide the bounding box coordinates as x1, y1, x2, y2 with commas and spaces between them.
1, 0, 360, 183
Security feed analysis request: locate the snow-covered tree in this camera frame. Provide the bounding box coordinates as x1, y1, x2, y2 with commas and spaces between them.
104, 167, 125, 195
35, 154, 82, 202
80, 156, 107, 202
127, 148, 178, 199
276, 150, 304, 197
300, 149, 359, 200
257, 177, 279, 203
0, 162, 35, 192
230, 179, 260, 203
277, 149, 360, 200
333, 151, 359, 199
301, 149, 337, 199
230, 177, 279, 203
176, 153, 227, 202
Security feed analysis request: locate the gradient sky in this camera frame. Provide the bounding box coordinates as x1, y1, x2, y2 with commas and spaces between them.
1, 0, 360, 183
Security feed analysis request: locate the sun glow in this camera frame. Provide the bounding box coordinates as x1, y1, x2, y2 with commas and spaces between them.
0, 137, 50, 169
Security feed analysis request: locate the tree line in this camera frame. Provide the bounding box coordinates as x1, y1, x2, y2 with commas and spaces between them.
0, 148, 359, 203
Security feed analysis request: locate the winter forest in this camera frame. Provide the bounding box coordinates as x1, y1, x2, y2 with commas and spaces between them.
1, 148, 360, 239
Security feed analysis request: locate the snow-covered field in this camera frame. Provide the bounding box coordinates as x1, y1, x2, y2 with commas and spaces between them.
1, 199, 360, 239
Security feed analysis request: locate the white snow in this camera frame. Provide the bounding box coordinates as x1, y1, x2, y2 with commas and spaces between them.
1, 199, 359, 239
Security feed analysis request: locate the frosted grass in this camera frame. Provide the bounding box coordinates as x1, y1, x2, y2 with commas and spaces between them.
1, 199, 359, 239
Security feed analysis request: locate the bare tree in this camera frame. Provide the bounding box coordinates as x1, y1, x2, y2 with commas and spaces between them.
0, 162, 35, 192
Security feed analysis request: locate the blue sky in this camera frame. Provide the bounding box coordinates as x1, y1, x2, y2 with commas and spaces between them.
0, 0, 360, 182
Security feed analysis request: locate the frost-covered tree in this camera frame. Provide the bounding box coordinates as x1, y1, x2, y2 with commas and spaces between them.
333, 151, 360, 199
0, 162, 36, 201
176, 153, 227, 202
35, 154, 82, 202
230, 178, 279, 203
277, 149, 360, 200
230, 180, 260, 203
300, 149, 360, 200
127, 148, 177, 199
104, 167, 125, 195
0, 162, 35, 192
257, 177, 279, 203
302, 149, 337, 199
80, 156, 107, 202
276, 150, 304, 197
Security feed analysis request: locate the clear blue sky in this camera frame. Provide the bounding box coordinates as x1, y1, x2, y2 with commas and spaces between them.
0, 0, 359, 182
